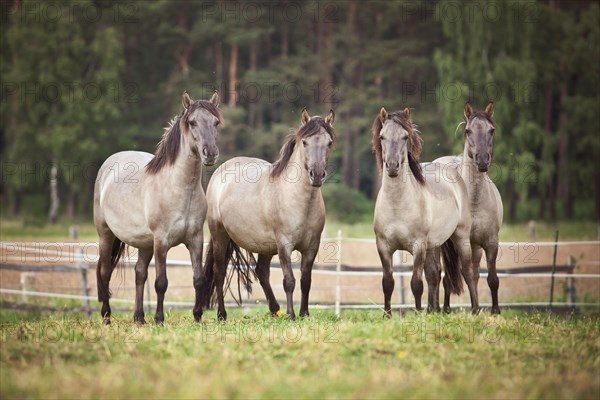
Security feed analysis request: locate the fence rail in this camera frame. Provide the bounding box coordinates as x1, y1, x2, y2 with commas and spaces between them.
1, 238, 599, 318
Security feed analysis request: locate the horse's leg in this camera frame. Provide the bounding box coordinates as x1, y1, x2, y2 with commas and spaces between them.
299, 246, 319, 318
411, 243, 426, 312
256, 254, 280, 316
187, 237, 205, 322
152, 239, 169, 324
133, 248, 153, 324
376, 239, 394, 318
97, 232, 116, 324
424, 247, 441, 313
484, 241, 500, 314
442, 274, 451, 313
277, 242, 296, 319
454, 236, 478, 314
212, 238, 229, 321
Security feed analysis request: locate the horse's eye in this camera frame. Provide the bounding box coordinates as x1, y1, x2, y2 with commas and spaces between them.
379, 135, 385, 141
189, 121, 196, 127
214, 121, 219, 127
403, 136, 408, 141
302, 139, 308, 146
465, 129, 472, 135
489, 128, 495, 135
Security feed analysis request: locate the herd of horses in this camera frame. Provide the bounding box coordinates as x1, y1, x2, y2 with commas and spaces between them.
93, 91, 502, 324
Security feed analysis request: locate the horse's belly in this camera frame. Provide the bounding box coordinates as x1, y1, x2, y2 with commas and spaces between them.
226, 223, 278, 255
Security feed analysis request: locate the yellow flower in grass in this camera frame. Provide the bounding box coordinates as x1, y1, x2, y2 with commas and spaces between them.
397, 351, 407, 359
276, 310, 283, 317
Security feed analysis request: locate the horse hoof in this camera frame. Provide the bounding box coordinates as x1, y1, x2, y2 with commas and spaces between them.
217, 311, 227, 321
443, 307, 451, 314
299, 310, 309, 318
193, 313, 202, 323
133, 311, 146, 324
491, 307, 501, 315
154, 315, 164, 325
102, 317, 111, 325
383, 311, 392, 319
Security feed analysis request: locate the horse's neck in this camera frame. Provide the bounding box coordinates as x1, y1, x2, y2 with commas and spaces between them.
380, 162, 421, 202
160, 144, 203, 192
460, 147, 488, 203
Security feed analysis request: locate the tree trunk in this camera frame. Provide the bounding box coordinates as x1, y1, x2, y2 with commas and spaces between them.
555, 81, 569, 217
10, 188, 23, 217
215, 42, 223, 84
228, 44, 238, 107
67, 191, 78, 219
281, 1, 289, 60
595, 171, 600, 220
48, 163, 59, 224
248, 42, 258, 128
175, 4, 191, 77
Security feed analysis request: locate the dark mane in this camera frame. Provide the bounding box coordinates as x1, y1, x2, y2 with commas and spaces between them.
371, 110, 425, 185
146, 100, 223, 175
271, 117, 335, 178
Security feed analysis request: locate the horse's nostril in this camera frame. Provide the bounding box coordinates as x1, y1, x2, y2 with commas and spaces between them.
202, 147, 208, 156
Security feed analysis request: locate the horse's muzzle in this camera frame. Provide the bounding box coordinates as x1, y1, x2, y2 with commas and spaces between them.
309, 169, 326, 187
202, 147, 219, 166
386, 168, 399, 177
477, 162, 489, 172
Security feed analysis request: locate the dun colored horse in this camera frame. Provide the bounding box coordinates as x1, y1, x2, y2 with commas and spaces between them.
372, 107, 479, 315
94, 91, 222, 324
433, 102, 503, 314
200, 108, 335, 320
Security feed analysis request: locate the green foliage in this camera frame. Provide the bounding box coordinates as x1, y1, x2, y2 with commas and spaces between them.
1, 0, 598, 224
322, 183, 374, 224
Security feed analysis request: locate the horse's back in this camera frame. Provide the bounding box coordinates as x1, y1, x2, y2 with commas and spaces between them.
94, 151, 154, 247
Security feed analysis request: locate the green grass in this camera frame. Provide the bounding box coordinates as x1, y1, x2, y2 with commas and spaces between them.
1, 308, 598, 399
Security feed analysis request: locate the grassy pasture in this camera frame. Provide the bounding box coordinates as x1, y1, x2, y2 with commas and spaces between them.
1, 308, 598, 399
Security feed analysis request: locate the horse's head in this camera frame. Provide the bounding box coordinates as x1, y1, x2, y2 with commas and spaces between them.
298, 108, 335, 187
463, 102, 495, 172
373, 107, 421, 178
181, 91, 222, 166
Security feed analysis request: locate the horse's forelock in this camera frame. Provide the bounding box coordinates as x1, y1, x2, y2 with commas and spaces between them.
298, 117, 335, 142
467, 110, 495, 129
183, 100, 224, 127
271, 118, 335, 178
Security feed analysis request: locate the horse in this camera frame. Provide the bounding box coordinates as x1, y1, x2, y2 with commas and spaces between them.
93, 91, 222, 324
372, 106, 479, 316
433, 102, 503, 314
199, 108, 335, 321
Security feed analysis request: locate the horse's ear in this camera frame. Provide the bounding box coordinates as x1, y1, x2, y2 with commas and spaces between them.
301, 107, 310, 126
464, 103, 473, 120
485, 101, 494, 118
182, 91, 193, 109
325, 109, 335, 126
209, 91, 220, 107
403, 107, 411, 121
379, 107, 388, 123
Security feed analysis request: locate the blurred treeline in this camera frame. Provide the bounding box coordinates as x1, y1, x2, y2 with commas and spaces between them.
1, 0, 598, 224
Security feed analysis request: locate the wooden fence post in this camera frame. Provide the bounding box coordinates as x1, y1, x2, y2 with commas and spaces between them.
77, 249, 92, 320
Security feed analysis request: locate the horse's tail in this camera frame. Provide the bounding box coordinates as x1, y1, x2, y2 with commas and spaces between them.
96, 238, 126, 301
441, 240, 464, 295
201, 238, 256, 308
